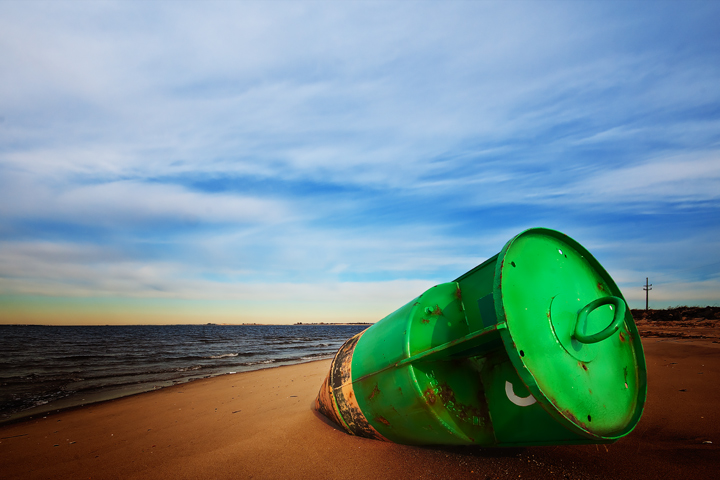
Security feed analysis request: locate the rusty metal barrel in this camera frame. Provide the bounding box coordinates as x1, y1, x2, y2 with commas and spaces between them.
316, 228, 647, 446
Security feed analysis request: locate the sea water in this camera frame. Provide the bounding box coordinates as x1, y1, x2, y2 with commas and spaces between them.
0, 324, 368, 423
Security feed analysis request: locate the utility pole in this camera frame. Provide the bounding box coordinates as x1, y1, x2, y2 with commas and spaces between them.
643, 277, 652, 311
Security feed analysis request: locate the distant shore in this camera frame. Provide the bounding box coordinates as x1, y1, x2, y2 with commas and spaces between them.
4, 306, 719, 327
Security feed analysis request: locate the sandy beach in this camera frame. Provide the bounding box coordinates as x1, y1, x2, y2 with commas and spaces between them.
1, 323, 718, 480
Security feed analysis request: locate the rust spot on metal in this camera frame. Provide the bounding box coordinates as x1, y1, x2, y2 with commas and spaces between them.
434, 382, 492, 429
429, 305, 442, 316
619, 332, 626, 342
421, 318, 430, 324
597, 282, 604, 291
368, 384, 380, 401
455, 402, 486, 423
562, 409, 587, 430
580, 362, 588, 371
375, 416, 390, 426
438, 382, 456, 404
398, 387, 403, 395
424, 387, 437, 405
455, 285, 462, 300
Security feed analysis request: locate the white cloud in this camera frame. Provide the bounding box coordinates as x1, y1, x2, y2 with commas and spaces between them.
0, 170, 288, 226
558, 151, 720, 205
61, 180, 288, 225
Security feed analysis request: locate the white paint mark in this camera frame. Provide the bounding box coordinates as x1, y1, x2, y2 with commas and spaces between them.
505, 381, 537, 407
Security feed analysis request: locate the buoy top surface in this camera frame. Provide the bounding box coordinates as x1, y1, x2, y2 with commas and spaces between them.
496, 228, 647, 439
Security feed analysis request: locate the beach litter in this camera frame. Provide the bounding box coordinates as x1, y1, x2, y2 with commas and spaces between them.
316, 228, 647, 447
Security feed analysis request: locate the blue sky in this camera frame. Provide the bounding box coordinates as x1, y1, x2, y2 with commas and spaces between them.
1, 1, 719, 324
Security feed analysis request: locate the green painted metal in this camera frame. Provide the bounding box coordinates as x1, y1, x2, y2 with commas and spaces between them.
319, 228, 647, 446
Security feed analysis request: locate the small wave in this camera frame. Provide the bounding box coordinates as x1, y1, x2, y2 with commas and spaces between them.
208, 353, 239, 359
266, 338, 317, 345
274, 344, 318, 350
273, 357, 306, 363
57, 355, 106, 361
301, 353, 333, 360
175, 365, 202, 372
170, 352, 258, 361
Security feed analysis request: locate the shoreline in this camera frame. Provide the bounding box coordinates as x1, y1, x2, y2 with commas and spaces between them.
0, 357, 335, 428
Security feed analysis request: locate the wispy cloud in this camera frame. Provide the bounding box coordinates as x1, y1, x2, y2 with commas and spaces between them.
0, 175, 289, 226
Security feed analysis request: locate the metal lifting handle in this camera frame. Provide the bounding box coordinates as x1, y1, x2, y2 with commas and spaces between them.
574, 296, 626, 344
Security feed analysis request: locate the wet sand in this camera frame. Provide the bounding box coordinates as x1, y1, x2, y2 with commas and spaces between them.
1, 336, 718, 479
